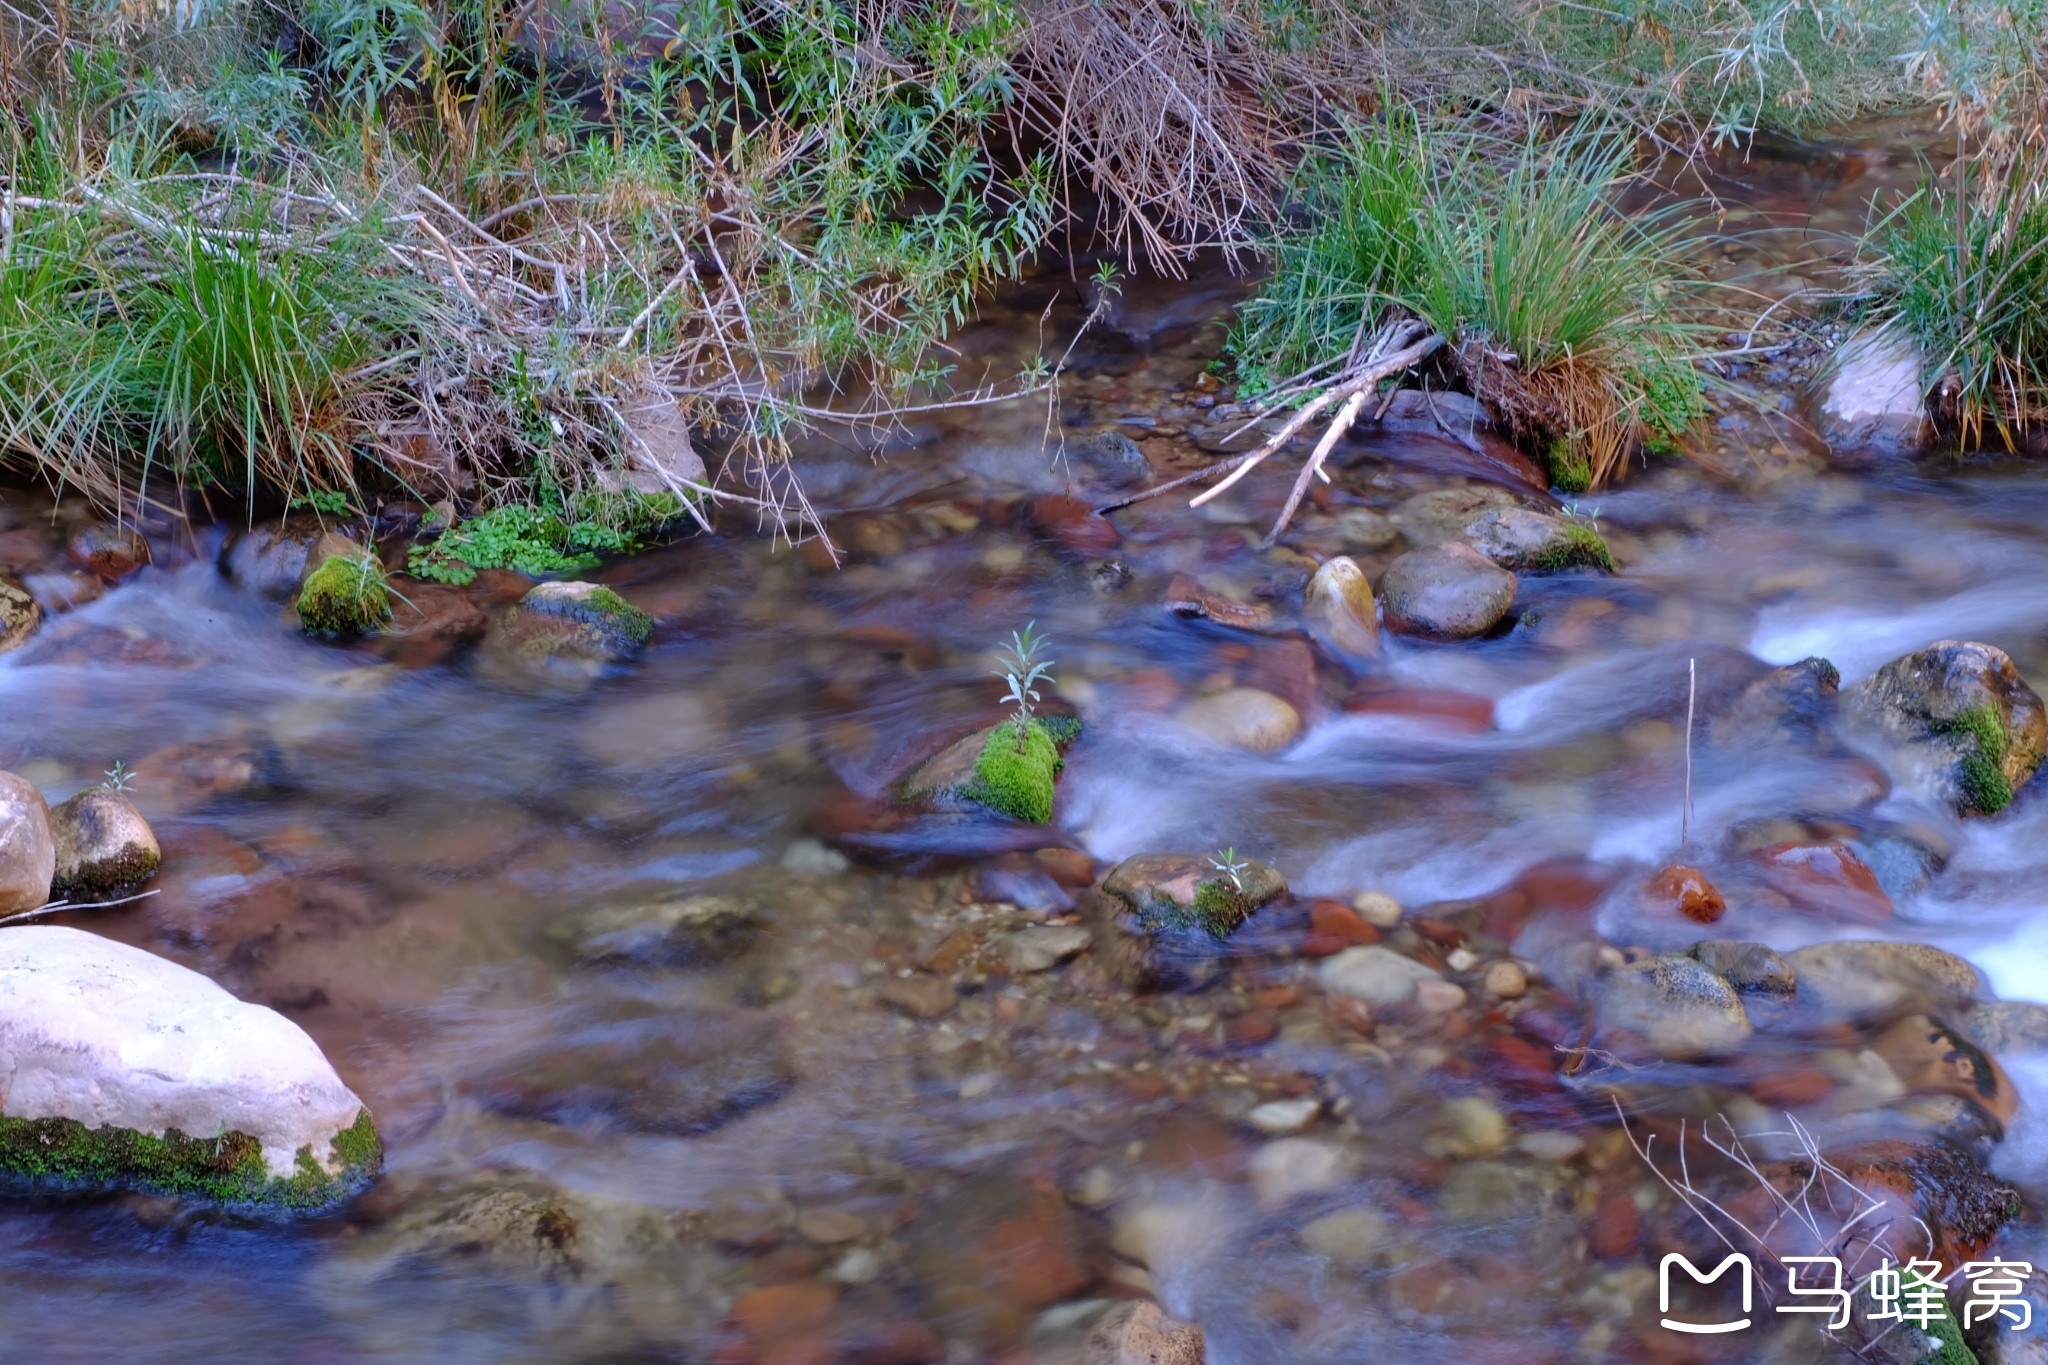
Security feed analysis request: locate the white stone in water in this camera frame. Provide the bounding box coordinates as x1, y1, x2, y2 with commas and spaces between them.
0, 926, 369, 1180
1819, 325, 1927, 456
1246, 1097, 1320, 1135
1250, 1137, 1357, 1206
1318, 945, 1442, 1006
780, 838, 849, 878
1446, 947, 1479, 972
1515, 1130, 1587, 1163
829, 1248, 882, 1285
1350, 890, 1402, 927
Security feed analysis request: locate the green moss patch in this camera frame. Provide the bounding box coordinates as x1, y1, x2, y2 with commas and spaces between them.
957, 717, 1071, 824
297, 552, 393, 637
1937, 701, 2014, 814
526, 584, 653, 651
1190, 878, 1254, 938
1530, 520, 1616, 573
0, 1107, 381, 1212
1545, 439, 1592, 494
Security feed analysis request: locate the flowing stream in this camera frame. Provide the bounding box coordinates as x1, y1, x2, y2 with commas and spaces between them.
3, 125, 2046, 1364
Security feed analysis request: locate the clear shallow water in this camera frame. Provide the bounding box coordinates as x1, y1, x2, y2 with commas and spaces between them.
2, 128, 2046, 1363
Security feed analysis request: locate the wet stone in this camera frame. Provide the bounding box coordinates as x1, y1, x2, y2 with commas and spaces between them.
1304, 555, 1379, 660
1754, 840, 1893, 925
999, 924, 1092, 974
0, 772, 54, 914
906, 1175, 1089, 1347
1250, 1137, 1357, 1205
1713, 656, 1841, 751
880, 975, 958, 1019
1871, 1014, 2018, 1132
1176, 687, 1301, 752
468, 998, 793, 1135
1643, 864, 1724, 924
1083, 1301, 1205, 1365
48, 785, 160, 900
1687, 940, 1796, 999
224, 517, 357, 600
1782, 940, 1982, 1024
1318, 945, 1442, 1008
1463, 507, 1611, 573
66, 523, 150, 581
1843, 639, 2048, 816
0, 574, 42, 654
1378, 542, 1516, 640
1965, 999, 2048, 1057
546, 891, 762, 968
1068, 429, 1151, 487
1246, 1097, 1319, 1135
1389, 485, 1525, 548
1327, 506, 1399, 553
1101, 852, 1286, 940
1594, 952, 1752, 1058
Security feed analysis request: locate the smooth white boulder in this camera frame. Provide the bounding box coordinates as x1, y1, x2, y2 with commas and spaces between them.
1818, 326, 1927, 457
0, 927, 374, 1192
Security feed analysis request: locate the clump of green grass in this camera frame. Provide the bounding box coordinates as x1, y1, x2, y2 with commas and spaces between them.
1231, 121, 1708, 491
0, 161, 438, 507
1860, 158, 2048, 447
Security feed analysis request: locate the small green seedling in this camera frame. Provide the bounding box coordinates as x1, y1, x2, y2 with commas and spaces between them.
1209, 846, 1249, 893
995, 622, 1055, 753
101, 760, 136, 792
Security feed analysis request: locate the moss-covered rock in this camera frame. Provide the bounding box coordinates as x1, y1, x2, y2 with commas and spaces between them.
1101, 852, 1287, 940
517, 580, 654, 655
49, 785, 160, 899
957, 717, 1065, 823
0, 926, 381, 1213
1464, 507, 1614, 573
1843, 641, 2047, 816
477, 580, 657, 692
0, 1107, 380, 1211
899, 715, 1082, 825
297, 551, 393, 637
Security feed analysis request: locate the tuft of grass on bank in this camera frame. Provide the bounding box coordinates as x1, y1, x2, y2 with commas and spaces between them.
1230, 121, 1709, 490
1860, 157, 2048, 447
1, 0, 2042, 533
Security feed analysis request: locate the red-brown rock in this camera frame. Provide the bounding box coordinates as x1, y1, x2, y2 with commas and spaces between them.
1755, 842, 1892, 925
1345, 689, 1495, 732
1643, 865, 1725, 924
1028, 495, 1120, 557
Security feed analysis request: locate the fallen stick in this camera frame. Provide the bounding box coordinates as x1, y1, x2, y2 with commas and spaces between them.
1187, 326, 1443, 522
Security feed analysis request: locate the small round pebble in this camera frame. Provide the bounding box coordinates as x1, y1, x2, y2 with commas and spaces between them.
1482, 960, 1529, 998
1351, 891, 1402, 927
1246, 1097, 1320, 1135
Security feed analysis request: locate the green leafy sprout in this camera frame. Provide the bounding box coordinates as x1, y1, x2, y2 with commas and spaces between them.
101, 760, 135, 792
994, 622, 1055, 753
1208, 846, 1249, 892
